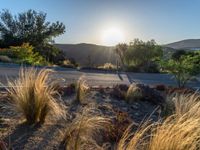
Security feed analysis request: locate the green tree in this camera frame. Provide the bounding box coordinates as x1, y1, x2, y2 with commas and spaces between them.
0, 9, 65, 63
114, 43, 128, 68
115, 39, 163, 72
162, 52, 200, 88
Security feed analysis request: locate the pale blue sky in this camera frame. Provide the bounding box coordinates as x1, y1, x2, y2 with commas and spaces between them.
0, 0, 200, 45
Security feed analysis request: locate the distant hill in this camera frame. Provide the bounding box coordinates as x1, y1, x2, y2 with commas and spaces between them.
165, 39, 200, 50
54, 39, 200, 66
54, 43, 118, 66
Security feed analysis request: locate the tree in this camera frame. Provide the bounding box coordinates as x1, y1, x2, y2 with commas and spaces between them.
115, 39, 163, 72
171, 50, 187, 60
162, 52, 200, 88
114, 43, 128, 68
0, 9, 65, 62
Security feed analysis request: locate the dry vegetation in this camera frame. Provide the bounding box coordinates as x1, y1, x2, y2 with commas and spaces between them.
118, 94, 200, 150
6, 68, 65, 124
0, 67, 200, 150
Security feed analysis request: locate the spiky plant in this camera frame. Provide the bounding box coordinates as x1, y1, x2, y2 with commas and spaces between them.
126, 84, 143, 103
64, 109, 110, 150
7, 67, 63, 124
75, 77, 90, 104
118, 94, 200, 150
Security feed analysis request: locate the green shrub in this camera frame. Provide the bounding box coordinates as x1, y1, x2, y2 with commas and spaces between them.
9, 43, 47, 65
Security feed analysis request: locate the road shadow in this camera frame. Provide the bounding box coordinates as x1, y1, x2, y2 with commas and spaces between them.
117, 72, 123, 81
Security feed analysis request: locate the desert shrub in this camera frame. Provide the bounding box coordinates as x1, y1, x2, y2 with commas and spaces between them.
98, 63, 117, 70
6, 68, 64, 124
163, 93, 200, 118
126, 84, 143, 103
118, 94, 200, 150
61, 59, 76, 68
64, 110, 110, 150
126, 84, 165, 106
75, 78, 90, 104
0, 55, 12, 63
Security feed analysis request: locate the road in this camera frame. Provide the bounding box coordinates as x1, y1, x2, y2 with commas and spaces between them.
0, 64, 199, 88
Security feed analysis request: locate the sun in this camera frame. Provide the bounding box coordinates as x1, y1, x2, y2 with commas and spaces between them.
101, 27, 125, 46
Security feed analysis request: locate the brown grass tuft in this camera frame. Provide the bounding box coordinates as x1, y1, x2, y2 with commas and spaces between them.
64, 109, 110, 150
126, 84, 143, 103
7, 67, 64, 124
75, 77, 90, 104
118, 94, 200, 150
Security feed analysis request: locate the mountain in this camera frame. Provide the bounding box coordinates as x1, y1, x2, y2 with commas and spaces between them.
165, 39, 200, 50
54, 43, 118, 66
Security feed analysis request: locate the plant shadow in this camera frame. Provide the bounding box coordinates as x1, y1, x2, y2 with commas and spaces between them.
3, 122, 41, 149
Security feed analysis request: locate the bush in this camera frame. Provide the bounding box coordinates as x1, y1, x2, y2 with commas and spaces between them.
61, 59, 76, 68
98, 63, 118, 70
126, 84, 165, 106
126, 84, 143, 103
9, 43, 47, 65
0, 55, 12, 63
6, 68, 63, 124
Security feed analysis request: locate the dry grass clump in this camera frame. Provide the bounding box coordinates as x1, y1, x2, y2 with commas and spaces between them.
75, 77, 90, 104
98, 63, 117, 70
64, 109, 110, 150
0, 55, 12, 63
126, 84, 143, 103
118, 94, 200, 150
7, 67, 64, 124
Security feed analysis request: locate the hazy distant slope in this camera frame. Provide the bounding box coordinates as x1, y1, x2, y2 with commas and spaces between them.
165, 39, 200, 49
54, 43, 118, 66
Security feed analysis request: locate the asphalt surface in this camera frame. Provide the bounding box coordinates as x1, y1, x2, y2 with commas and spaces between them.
0, 63, 199, 88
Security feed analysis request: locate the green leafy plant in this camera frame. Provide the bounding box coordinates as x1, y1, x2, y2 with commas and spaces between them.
9, 43, 47, 65
161, 52, 200, 87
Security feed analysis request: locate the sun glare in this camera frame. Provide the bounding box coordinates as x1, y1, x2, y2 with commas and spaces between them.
101, 27, 125, 46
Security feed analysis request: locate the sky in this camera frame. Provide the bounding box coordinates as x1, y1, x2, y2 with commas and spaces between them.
0, 0, 200, 46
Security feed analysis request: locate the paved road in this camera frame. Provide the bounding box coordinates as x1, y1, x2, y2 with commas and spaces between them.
0, 64, 199, 88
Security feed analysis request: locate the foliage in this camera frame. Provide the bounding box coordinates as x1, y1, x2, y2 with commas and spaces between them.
171, 49, 187, 60
115, 39, 163, 72
9, 43, 47, 65
6, 68, 64, 124
115, 43, 128, 67
161, 51, 200, 87
0, 9, 65, 62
